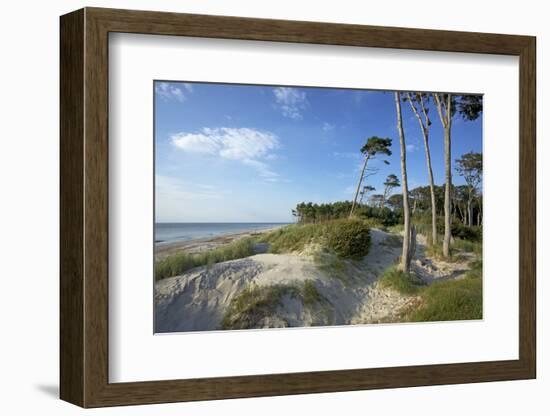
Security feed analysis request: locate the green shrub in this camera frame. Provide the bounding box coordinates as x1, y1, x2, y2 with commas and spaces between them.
326, 219, 371, 259
379, 266, 425, 295
260, 223, 327, 254
261, 219, 371, 259
155, 237, 255, 280
355, 206, 400, 226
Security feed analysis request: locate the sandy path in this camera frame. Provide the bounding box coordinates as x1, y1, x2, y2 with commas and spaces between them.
155, 228, 472, 332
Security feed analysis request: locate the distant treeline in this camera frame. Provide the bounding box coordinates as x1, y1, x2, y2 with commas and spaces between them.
292, 183, 482, 229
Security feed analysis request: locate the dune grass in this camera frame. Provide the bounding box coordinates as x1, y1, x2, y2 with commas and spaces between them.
408, 261, 482, 322
260, 219, 371, 259
380, 261, 483, 322
259, 223, 327, 254
221, 284, 300, 330
379, 266, 425, 295
221, 280, 327, 330
155, 237, 256, 281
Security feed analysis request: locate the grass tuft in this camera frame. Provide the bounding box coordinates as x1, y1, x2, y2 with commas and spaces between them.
379, 266, 425, 295
155, 237, 255, 281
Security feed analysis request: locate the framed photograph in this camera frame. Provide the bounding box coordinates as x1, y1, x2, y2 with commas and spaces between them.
60, 7, 536, 408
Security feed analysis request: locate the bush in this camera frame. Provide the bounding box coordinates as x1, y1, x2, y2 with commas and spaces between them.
260, 223, 327, 254
379, 266, 425, 295
261, 219, 371, 259
326, 219, 371, 259
356, 206, 400, 226
436, 220, 482, 242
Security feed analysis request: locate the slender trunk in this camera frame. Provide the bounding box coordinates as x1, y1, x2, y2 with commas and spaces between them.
467, 197, 473, 227
395, 92, 412, 272
407, 93, 437, 245
443, 122, 452, 257
350, 155, 369, 217
434, 93, 452, 258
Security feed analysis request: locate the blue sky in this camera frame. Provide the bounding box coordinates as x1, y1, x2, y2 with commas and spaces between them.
155, 81, 482, 223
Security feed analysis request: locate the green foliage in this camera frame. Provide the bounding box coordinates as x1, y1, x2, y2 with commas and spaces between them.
326, 219, 371, 259
155, 237, 255, 281
361, 136, 393, 158
221, 284, 300, 330
262, 219, 371, 260
381, 261, 483, 323
408, 264, 482, 322
303, 280, 323, 306
221, 281, 328, 330
453, 239, 482, 255
260, 223, 327, 254
379, 267, 425, 295
355, 205, 400, 226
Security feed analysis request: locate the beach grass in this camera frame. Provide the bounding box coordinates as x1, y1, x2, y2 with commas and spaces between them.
379, 266, 425, 295
408, 261, 482, 322
221, 281, 328, 330
380, 261, 483, 322
221, 283, 300, 330
260, 219, 371, 259
155, 237, 255, 280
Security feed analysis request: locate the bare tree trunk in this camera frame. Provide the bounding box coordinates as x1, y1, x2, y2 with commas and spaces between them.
467, 197, 473, 227
434, 93, 452, 258
395, 92, 412, 272
350, 155, 369, 217
406, 93, 437, 246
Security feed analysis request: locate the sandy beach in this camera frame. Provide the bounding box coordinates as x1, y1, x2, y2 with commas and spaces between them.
154, 225, 285, 260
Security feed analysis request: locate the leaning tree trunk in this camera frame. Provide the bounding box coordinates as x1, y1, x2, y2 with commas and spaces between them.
350, 155, 369, 217
395, 92, 412, 273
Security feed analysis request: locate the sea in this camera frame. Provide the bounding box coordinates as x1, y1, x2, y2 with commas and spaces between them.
155, 222, 289, 244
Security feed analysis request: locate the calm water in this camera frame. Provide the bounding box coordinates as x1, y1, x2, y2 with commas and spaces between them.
155, 223, 288, 244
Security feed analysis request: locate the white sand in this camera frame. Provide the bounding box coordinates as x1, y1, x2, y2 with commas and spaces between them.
155, 229, 472, 332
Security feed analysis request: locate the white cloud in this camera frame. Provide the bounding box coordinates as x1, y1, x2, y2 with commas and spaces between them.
273, 87, 308, 120
170, 127, 280, 179
406, 144, 416, 152
322, 122, 335, 132
155, 82, 192, 102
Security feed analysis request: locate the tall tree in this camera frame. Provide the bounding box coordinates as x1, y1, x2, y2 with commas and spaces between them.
455, 152, 482, 227
395, 92, 413, 273
406, 92, 437, 245
349, 136, 392, 217
433, 93, 453, 257
382, 174, 400, 208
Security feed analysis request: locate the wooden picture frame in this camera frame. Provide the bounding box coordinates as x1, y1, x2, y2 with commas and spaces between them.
60, 7, 536, 408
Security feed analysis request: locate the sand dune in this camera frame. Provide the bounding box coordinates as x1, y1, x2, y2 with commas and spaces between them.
155, 229, 470, 332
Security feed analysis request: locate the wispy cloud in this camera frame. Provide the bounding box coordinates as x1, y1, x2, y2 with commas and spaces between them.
170, 127, 280, 179
344, 185, 356, 194
155, 82, 193, 102
333, 151, 361, 160
156, 175, 221, 201
322, 122, 335, 132
406, 144, 416, 152
273, 87, 308, 120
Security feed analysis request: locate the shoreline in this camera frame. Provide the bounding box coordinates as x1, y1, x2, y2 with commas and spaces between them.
154, 224, 287, 259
